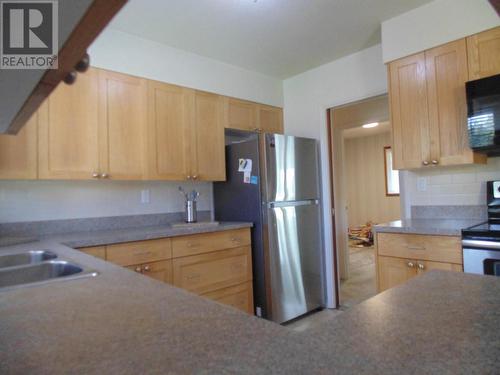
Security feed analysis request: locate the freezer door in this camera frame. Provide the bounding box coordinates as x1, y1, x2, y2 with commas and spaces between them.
265, 200, 323, 323
264, 134, 320, 202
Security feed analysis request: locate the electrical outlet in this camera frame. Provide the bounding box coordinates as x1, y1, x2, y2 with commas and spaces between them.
417, 177, 427, 192
141, 189, 150, 204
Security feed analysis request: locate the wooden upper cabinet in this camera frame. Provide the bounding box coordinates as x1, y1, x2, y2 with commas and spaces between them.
467, 26, 500, 80
258, 105, 283, 134
191, 91, 226, 181
425, 39, 485, 167
389, 53, 430, 170
224, 97, 258, 131
0, 113, 38, 179
147, 81, 192, 180
38, 69, 100, 179
98, 69, 147, 180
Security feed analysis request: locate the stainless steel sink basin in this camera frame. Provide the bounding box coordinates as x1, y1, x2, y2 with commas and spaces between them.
0, 260, 97, 289
0, 250, 57, 269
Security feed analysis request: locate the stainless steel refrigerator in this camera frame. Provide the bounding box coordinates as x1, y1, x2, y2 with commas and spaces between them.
214, 131, 324, 323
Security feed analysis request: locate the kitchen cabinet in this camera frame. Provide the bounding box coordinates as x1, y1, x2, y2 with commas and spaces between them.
78, 228, 254, 314
78, 246, 106, 260
376, 232, 462, 292
467, 27, 500, 80
191, 91, 226, 181
0, 113, 38, 179
224, 97, 284, 134
98, 69, 147, 180
147, 81, 192, 180
38, 68, 100, 179
389, 39, 488, 170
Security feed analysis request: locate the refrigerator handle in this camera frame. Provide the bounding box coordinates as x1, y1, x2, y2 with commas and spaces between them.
268, 199, 319, 209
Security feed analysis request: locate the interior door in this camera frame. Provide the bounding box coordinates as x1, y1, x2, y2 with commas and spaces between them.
98, 69, 147, 180
264, 134, 320, 202
266, 201, 323, 323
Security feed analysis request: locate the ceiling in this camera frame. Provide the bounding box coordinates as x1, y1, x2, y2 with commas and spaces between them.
343, 121, 391, 139
108, 0, 433, 79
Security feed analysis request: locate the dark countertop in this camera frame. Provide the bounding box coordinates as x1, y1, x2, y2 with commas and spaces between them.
374, 218, 481, 236
1, 238, 499, 374
0, 221, 253, 248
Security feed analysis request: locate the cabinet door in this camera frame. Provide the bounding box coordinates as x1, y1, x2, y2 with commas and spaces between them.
377, 256, 417, 292
426, 39, 486, 167
224, 97, 258, 131
172, 246, 252, 295
98, 69, 147, 180
147, 81, 192, 180
78, 246, 106, 260
38, 69, 100, 179
258, 105, 284, 134
191, 91, 226, 181
0, 113, 38, 179
389, 53, 430, 170
467, 27, 500, 80
416, 260, 462, 275
202, 281, 254, 314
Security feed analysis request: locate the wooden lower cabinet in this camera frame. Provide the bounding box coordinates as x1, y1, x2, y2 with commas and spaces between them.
78, 246, 106, 260
376, 232, 463, 292
202, 282, 254, 314
76, 228, 254, 314
172, 246, 252, 295
127, 260, 173, 284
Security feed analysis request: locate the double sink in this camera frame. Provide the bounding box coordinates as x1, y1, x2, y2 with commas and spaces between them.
0, 250, 98, 290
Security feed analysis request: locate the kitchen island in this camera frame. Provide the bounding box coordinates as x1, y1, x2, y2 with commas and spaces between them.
1, 240, 499, 374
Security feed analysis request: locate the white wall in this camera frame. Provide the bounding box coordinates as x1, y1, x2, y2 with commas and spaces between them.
283, 44, 388, 308
400, 158, 500, 217
0, 180, 212, 223
89, 29, 283, 107
382, 0, 500, 62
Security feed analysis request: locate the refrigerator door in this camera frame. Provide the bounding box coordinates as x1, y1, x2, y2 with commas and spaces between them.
265, 200, 323, 323
264, 134, 320, 203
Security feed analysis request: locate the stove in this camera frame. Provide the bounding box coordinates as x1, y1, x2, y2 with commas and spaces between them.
462, 181, 500, 276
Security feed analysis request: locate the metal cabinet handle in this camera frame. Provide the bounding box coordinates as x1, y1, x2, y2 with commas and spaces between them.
192, 175, 198, 180
186, 242, 200, 248
431, 160, 439, 165
100, 173, 109, 179
134, 266, 142, 273
418, 263, 425, 270
92, 172, 100, 178
422, 161, 429, 166
231, 237, 241, 243
75, 53, 90, 73
407, 262, 415, 268
143, 265, 151, 272
187, 175, 192, 180
406, 245, 426, 251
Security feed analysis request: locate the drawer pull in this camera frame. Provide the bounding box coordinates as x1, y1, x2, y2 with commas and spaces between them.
406, 245, 426, 251
417, 263, 425, 270
133, 250, 152, 257
407, 262, 415, 268
185, 273, 201, 281
134, 266, 142, 273
143, 265, 151, 272
231, 237, 242, 243
187, 243, 201, 248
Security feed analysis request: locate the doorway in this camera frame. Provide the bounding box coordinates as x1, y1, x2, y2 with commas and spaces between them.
328, 95, 401, 309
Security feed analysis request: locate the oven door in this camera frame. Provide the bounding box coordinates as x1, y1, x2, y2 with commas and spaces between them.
463, 245, 500, 275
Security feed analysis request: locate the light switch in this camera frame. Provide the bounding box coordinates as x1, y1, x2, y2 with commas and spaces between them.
417, 177, 427, 192
141, 189, 150, 204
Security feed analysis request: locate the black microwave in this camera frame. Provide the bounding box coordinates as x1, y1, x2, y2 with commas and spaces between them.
466, 74, 500, 156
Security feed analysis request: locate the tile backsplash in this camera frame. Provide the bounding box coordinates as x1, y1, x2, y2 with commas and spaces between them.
401, 157, 500, 216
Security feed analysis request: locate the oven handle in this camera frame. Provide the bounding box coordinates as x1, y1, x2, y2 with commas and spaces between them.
462, 239, 500, 250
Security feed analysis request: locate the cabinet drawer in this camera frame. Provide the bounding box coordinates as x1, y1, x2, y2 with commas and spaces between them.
172, 228, 251, 258
377, 233, 462, 264
78, 246, 106, 260
127, 260, 172, 284
202, 281, 254, 314
107, 238, 172, 266
172, 246, 252, 294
